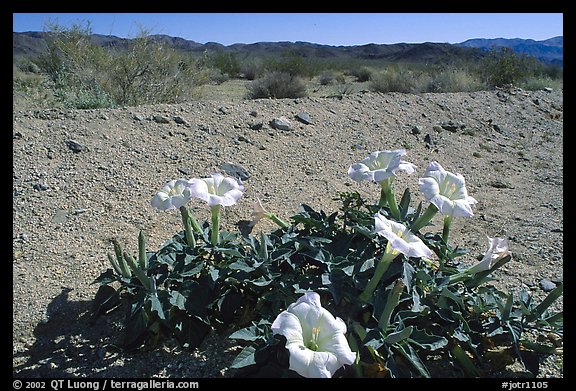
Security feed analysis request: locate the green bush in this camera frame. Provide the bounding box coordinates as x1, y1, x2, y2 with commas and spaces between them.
318, 71, 336, 85
246, 71, 307, 99
349, 66, 372, 82
370, 67, 419, 93
208, 51, 241, 78
479, 47, 542, 88
425, 68, 485, 93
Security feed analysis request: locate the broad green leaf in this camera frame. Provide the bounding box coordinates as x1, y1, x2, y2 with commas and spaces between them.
408, 328, 448, 351
385, 326, 413, 344
230, 346, 256, 369
149, 293, 166, 320
229, 326, 260, 341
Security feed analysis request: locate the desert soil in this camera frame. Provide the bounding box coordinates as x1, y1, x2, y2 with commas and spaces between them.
13, 87, 563, 378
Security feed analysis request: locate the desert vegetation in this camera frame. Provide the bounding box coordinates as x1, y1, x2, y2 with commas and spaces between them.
13, 22, 563, 110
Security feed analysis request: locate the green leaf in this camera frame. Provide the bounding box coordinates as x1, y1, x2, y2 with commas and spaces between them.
91, 285, 121, 320
395, 341, 431, 378
409, 328, 448, 351
526, 283, 563, 322
231, 346, 256, 369
229, 326, 260, 341
149, 293, 166, 320
169, 291, 187, 311
93, 269, 118, 285
398, 187, 411, 221
385, 326, 413, 345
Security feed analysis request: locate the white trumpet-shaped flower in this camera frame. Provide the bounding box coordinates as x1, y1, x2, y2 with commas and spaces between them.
187, 173, 244, 207
348, 150, 416, 184
374, 213, 433, 258
418, 161, 477, 218
271, 292, 356, 378
467, 237, 511, 274
150, 179, 193, 211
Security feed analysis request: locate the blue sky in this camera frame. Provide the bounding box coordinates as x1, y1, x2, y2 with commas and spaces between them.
12, 13, 563, 46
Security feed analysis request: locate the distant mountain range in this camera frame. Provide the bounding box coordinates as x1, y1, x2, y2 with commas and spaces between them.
457, 36, 563, 66
12, 32, 563, 67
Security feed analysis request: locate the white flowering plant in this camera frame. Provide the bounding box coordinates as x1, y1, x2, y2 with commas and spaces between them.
92, 152, 562, 378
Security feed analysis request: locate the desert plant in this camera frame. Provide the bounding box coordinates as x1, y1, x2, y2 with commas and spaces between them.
479, 47, 542, 88
246, 71, 307, 99
370, 66, 419, 93
426, 68, 485, 93
318, 71, 336, 85
349, 66, 372, 82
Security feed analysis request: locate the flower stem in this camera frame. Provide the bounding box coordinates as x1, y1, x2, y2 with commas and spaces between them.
268, 213, 290, 228
410, 204, 438, 233
188, 209, 203, 235
383, 186, 401, 221
359, 250, 397, 303
378, 187, 388, 208
179, 206, 196, 247
442, 215, 452, 243
378, 278, 404, 332
210, 205, 221, 246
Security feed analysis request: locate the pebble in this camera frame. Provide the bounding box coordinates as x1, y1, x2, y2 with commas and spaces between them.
153, 115, 170, 124
269, 117, 292, 131
539, 279, 557, 292
249, 121, 263, 130
411, 126, 422, 135
33, 183, 49, 191
295, 112, 313, 125
221, 163, 250, 181
66, 140, 85, 153
173, 116, 189, 126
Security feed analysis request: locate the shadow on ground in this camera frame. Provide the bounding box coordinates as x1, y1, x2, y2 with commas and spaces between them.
13, 287, 228, 378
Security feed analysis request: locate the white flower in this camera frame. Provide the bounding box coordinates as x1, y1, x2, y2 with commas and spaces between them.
418, 161, 477, 218
348, 150, 417, 184
374, 213, 433, 258
467, 237, 511, 274
150, 179, 193, 211
271, 292, 356, 378
188, 173, 244, 207
249, 198, 268, 227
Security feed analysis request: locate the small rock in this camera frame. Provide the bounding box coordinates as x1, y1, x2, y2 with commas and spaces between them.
295, 112, 313, 125
440, 121, 464, 132
432, 125, 443, 133
33, 183, 49, 191
51, 210, 68, 224
539, 279, 557, 292
551, 275, 563, 285
544, 87, 553, 92
473, 152, 482, 158
17, 233, 28, 242
100, 114, 109, 120
153, 115, 170, 124
221, 163, 250, 181
532, 98, 540, 106
177, 168, 190, 176
132, 114, 144, 121
173, 116, 189, 126
489, 180, 513, 189
249, 121, 263, 130
424, 134, 433, 145
411, 126, 422, 135
13, 132, 23, 139
259, 145, 266, 150
550, 228, 563, 233
270, 117, 292, 131
218, 107, 229, 115
249, 111, 258, 117
72, 208, 88, 215
66, 140, 85, 153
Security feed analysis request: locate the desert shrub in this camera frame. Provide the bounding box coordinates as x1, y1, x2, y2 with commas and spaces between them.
479, 47, 542, 88
246, 71, 307, 99
349, 66, 372, 82
518, 76, 563, 91
370, 66, 420, 93
32, 21, 207, 108
263, 50, 316, 78
318, 71, 335, 85
240, 58, 265, 80
425, 68, 485, 93
208, 51, 241, 78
